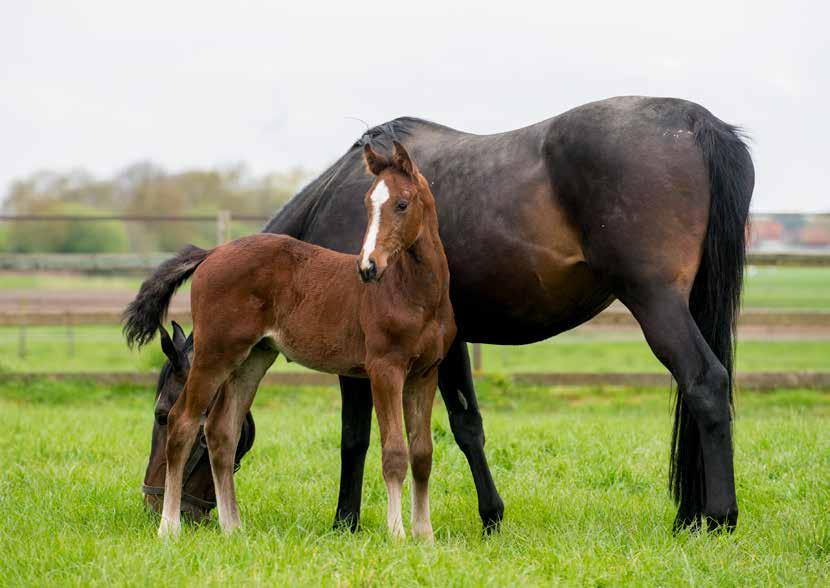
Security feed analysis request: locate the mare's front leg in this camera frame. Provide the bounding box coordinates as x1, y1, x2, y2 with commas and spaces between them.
403, 369, 438, 541
437, 337, 504, 532
367, 360, 408, 538
159, 360, 231, 538
204, 346, 277, 534
333, 376, 373, 531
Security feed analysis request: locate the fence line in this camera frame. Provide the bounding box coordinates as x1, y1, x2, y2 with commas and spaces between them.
1, 212, 829, 266
4, 370, 829, 390
3, 308, 829, 328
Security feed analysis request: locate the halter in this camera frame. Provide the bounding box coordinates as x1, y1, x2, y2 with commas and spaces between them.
141, 413, 256, 512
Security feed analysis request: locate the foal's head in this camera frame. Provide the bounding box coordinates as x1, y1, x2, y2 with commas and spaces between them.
358, 141, 435, 282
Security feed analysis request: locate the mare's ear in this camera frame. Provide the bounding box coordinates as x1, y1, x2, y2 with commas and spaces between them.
363, 144, 388, 176
159, 325, 182, 372
171, 321, 187, 350
391, 141, 417, 177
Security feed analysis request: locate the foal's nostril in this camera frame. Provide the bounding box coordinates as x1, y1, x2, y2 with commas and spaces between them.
358, 259, 378, 283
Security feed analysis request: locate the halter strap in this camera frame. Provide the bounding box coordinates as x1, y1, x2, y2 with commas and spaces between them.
141, 423, 247, 511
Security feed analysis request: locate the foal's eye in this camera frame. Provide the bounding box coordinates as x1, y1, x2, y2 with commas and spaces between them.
396, 200, 409, 212
155, 412, 168, 427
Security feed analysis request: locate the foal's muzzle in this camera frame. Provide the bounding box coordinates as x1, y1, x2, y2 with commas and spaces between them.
358, 259, 379, 283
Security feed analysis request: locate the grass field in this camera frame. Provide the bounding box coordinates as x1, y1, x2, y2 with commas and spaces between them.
0, 380, 827, 586
2, 325, 830, 374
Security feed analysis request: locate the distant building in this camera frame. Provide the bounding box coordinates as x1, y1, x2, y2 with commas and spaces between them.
748, 213, 830, 252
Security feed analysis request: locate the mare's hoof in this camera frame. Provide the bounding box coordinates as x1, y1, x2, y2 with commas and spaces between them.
705, 509, 739, 533
480, 500, 505, 535
332, 514, 360, 533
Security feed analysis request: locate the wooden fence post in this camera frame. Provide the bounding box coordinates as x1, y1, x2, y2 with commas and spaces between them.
472, 343, 482, 373
66, 312, 75, 358
18, 299, 27, 359
216, 210, 232, 245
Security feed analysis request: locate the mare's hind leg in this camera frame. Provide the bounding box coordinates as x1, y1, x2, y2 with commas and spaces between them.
204, 345, 278, 533
333, 376, 373, 531
619, 286, 738, 529
159, 360, 234, 537
437, 338, 504, 531
404, 369, 438, 541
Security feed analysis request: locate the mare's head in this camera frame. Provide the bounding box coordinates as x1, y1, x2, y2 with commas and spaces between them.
141, 321, 256, 522
358, 141, 435, 282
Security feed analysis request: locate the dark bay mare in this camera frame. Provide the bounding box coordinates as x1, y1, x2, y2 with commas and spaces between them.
126, 143, 455, 538
142, 96, 754, 532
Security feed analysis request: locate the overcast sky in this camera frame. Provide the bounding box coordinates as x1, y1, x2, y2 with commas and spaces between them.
2, 1, 827, 212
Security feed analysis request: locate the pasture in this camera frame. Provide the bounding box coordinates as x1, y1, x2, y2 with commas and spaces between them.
1, 264, 828, 585
1, 379, 828, 586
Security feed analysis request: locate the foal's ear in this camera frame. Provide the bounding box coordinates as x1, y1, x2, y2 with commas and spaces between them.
391, 141, 416, 177
159, 325, 182, 372
171, 320, 187, 350
363, 144, 388, 176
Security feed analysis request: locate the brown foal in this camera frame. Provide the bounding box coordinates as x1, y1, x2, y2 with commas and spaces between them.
124, 142, 455, 539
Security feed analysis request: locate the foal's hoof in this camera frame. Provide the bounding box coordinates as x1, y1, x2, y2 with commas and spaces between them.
157, 518, 181, 538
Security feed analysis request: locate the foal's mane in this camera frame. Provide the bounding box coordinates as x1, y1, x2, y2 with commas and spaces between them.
262, 117, 444, 239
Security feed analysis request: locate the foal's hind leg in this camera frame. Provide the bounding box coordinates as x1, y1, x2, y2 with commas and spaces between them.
204, 345, 277, 533
404, 369, 438, 541
619, 287, 738, 528
159, 360, 233, 537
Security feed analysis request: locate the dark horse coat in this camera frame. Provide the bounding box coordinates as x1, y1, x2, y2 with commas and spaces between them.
146, 96, 754, 531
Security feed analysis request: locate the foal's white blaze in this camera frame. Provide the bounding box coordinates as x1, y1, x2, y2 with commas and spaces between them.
360, 180, 390, 270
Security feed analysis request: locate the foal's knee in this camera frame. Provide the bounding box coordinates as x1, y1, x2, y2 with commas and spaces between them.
410, 441, 432, 483
166, 412, 200, 456
204, 422, 235, 470
382, 446, 408, 484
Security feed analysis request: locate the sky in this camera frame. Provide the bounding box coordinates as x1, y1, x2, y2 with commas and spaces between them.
1, 1, 827, 212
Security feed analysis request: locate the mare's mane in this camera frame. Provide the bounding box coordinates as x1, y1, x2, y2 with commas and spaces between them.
262, 117, 443, 238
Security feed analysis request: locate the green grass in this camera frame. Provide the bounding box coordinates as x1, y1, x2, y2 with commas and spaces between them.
480, 337, 830, 373
2, 325, 829, 374
0, 380, 827, 586
0, 272, 145, 291
743, 266, 830, 310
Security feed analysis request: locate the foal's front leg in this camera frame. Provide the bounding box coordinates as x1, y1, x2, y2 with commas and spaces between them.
404, 369, 438, 541
367, 361, 407, 538
159, 363, 228, 537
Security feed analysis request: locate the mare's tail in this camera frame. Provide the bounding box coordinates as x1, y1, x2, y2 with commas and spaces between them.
671, 110, 754, 528
122, 245, 211, 349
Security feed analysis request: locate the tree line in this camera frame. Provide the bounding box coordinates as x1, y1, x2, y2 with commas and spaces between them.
0, 162, 309, 253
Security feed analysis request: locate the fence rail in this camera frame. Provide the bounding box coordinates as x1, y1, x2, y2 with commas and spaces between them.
1, 212, 829, 268
4, 370, 829, 390
2, 308, 829, 328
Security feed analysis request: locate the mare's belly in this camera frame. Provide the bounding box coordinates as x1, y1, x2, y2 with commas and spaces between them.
449, 253, 614, 345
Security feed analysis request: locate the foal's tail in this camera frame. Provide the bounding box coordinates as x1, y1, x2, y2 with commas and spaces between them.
123, 245, 211, 349
671, 111, 754, 528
